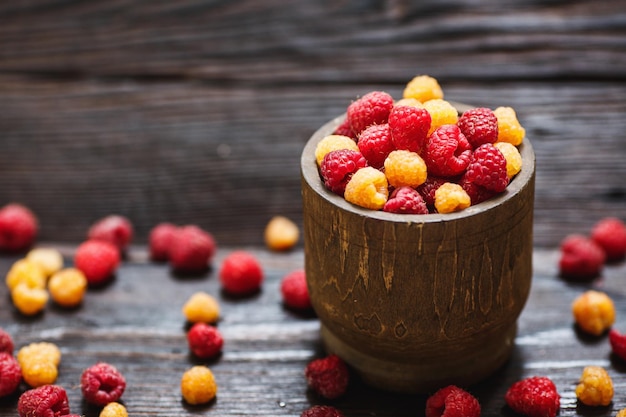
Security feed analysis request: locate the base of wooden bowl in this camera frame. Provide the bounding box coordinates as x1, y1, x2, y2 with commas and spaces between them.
301, 107, 535, 394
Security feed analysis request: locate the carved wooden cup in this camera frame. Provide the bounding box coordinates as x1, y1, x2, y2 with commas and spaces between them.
301, 111, 535, 393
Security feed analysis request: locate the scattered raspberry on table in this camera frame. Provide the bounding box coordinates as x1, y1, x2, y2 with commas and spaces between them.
304, 354, 349, 400
0, 203, 38, 253
219, 251, 264, 296
17, 385, 71, 417
88, 214, 134, 252
149, 222, 179, 262
571, 290, 615, 336
559, 234, 605, 280
181, 365, 218, 405
0, 352, 21, 397
169, 225, 216, 273
301, 405, 345, 417
504, 376, 560, 417
425, 385, 481, 417
280, 269, 311, 310
187, 322, 224, 359
74, 239, 121, 286
575, 366, 613, 406
81, 362, 127, 407
591, 217, 626, 262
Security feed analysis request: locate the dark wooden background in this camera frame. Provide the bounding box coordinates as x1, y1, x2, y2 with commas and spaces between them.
1, 1, 626, 416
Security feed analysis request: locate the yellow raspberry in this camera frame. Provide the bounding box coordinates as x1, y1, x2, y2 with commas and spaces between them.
616, 408, 626, 417
434, 183, 471, 214
402, 75, 444, 103
575, 366, 613, 406
48, 268, 88, 308
494, 106, 525, 146
18, 342, 62, 367
394, 98, 424, 108
181, 365, 218, 405
494, 142, 523, 178
572, 290, 615, 336
344, 167, 389, 210
26, 248, 64, 278
314, 135, 359, 166
100, 402, 128, 417
384, 150, 428, 188
20, 360, 58, 387
182, 291, 220, 324
264, 215, 300, 251
6, 258, 47, 291
423, 99, 459, 135
11, 283, 48, 316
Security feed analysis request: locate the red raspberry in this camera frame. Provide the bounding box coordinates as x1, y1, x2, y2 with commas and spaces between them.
591, 217, 626, 262
464, 143, 509, 192
219, 251, 264, 295
332, 117, 356, 140
346, 91, 394, 135
0, 352, 21, 397
0, 203, 38, 252
424, 125, 472, 177
17, 385, 70, 417
559, 234, 605, 280
280, 269, 311, 310
383, 186, 429, 214
457, 107, 498, 148
609, 328, 626, 361
417, 176, 449, 210
0, 328, 14, 354
389, 105, 431, 154
320, 149, 368, 196
357, 123, 395, 169
426, 385, 480, 417
459, 174, 497, 205
301, 405, 345, 417
74, 239, 121, 286
505, 376, 560, 417
149, 222, 179, 261
169, 225, 216, 273
80, 362, 126, 406
187, 322, 224, 359
304, 354, 349, 399
87, 214, 134, 252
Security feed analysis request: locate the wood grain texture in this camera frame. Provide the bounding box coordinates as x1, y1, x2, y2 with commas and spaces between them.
0, 0, 625, 248
0, 246, 625, 416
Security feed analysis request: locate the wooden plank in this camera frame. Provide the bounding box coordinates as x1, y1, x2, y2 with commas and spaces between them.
0, 247, 625, 416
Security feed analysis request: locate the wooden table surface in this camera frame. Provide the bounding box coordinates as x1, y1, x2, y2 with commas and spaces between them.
1, 0, 626, 416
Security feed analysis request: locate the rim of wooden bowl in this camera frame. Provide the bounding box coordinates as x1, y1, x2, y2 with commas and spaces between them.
301, 102, 535, 224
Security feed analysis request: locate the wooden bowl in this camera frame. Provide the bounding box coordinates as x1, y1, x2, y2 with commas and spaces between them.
300, 108, 535, 393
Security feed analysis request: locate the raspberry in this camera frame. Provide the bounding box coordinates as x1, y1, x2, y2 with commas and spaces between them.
357, 123, 395, 169
169, 225, 216, 273
219, 251, 264, 295
181, 365, 217, 405
559, 234, 605, 280
74, 239, 120, 286
457, 107, 498, 148
417, 176, 449, 210
494, 106, 526, 146
591, 217, 626, 262
48, 268, 88, 308
425, 385, 481, 417
80, 362, 126, 406
424, 125, 472, 177
423, 99, 459, 135
0, 328, 14, 354
21, 361, 58, 387
301, 405, 345, 417
571, 290, 615, 336
148, 222, 179, 261
5, 258, 47, 291
88, 214, 134, 252
0, 352, 21, 397
304, 354, 349, 399
0, 203, 38, 252
493, 141, 523, 178
26, 248, 64, 278
383, 186, 429, 214
11, 283, 49, 316
383, 150, 428, 189
402, 75, 444, 103
609, 328, 626, 361
458, 175, 497, 205
280, 269, 311, 310
332, 117, 356, 140
182, 291, 220, 324
388, 105, 431, 154
618, 410, 626, 417
100, 402, 128, 417
18, 342, 61, 387
344, 167, 389, 210
264, 216, 300, 251
435, 183, 471, 214
320, 149, 368, 196
187, 322, 224, 359
314, 135, 359, 166
17, 385, 70, 417
346, 90, 394, 135
504, 376, 560, 417
464, 143, 509, 192
575, 366, 613, 406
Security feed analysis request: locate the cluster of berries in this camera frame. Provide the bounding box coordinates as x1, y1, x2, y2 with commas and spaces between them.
559, 216, 626, 280
315, 75, 526, 214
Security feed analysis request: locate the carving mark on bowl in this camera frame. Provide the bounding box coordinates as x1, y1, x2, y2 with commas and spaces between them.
354, 313, 383, 335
